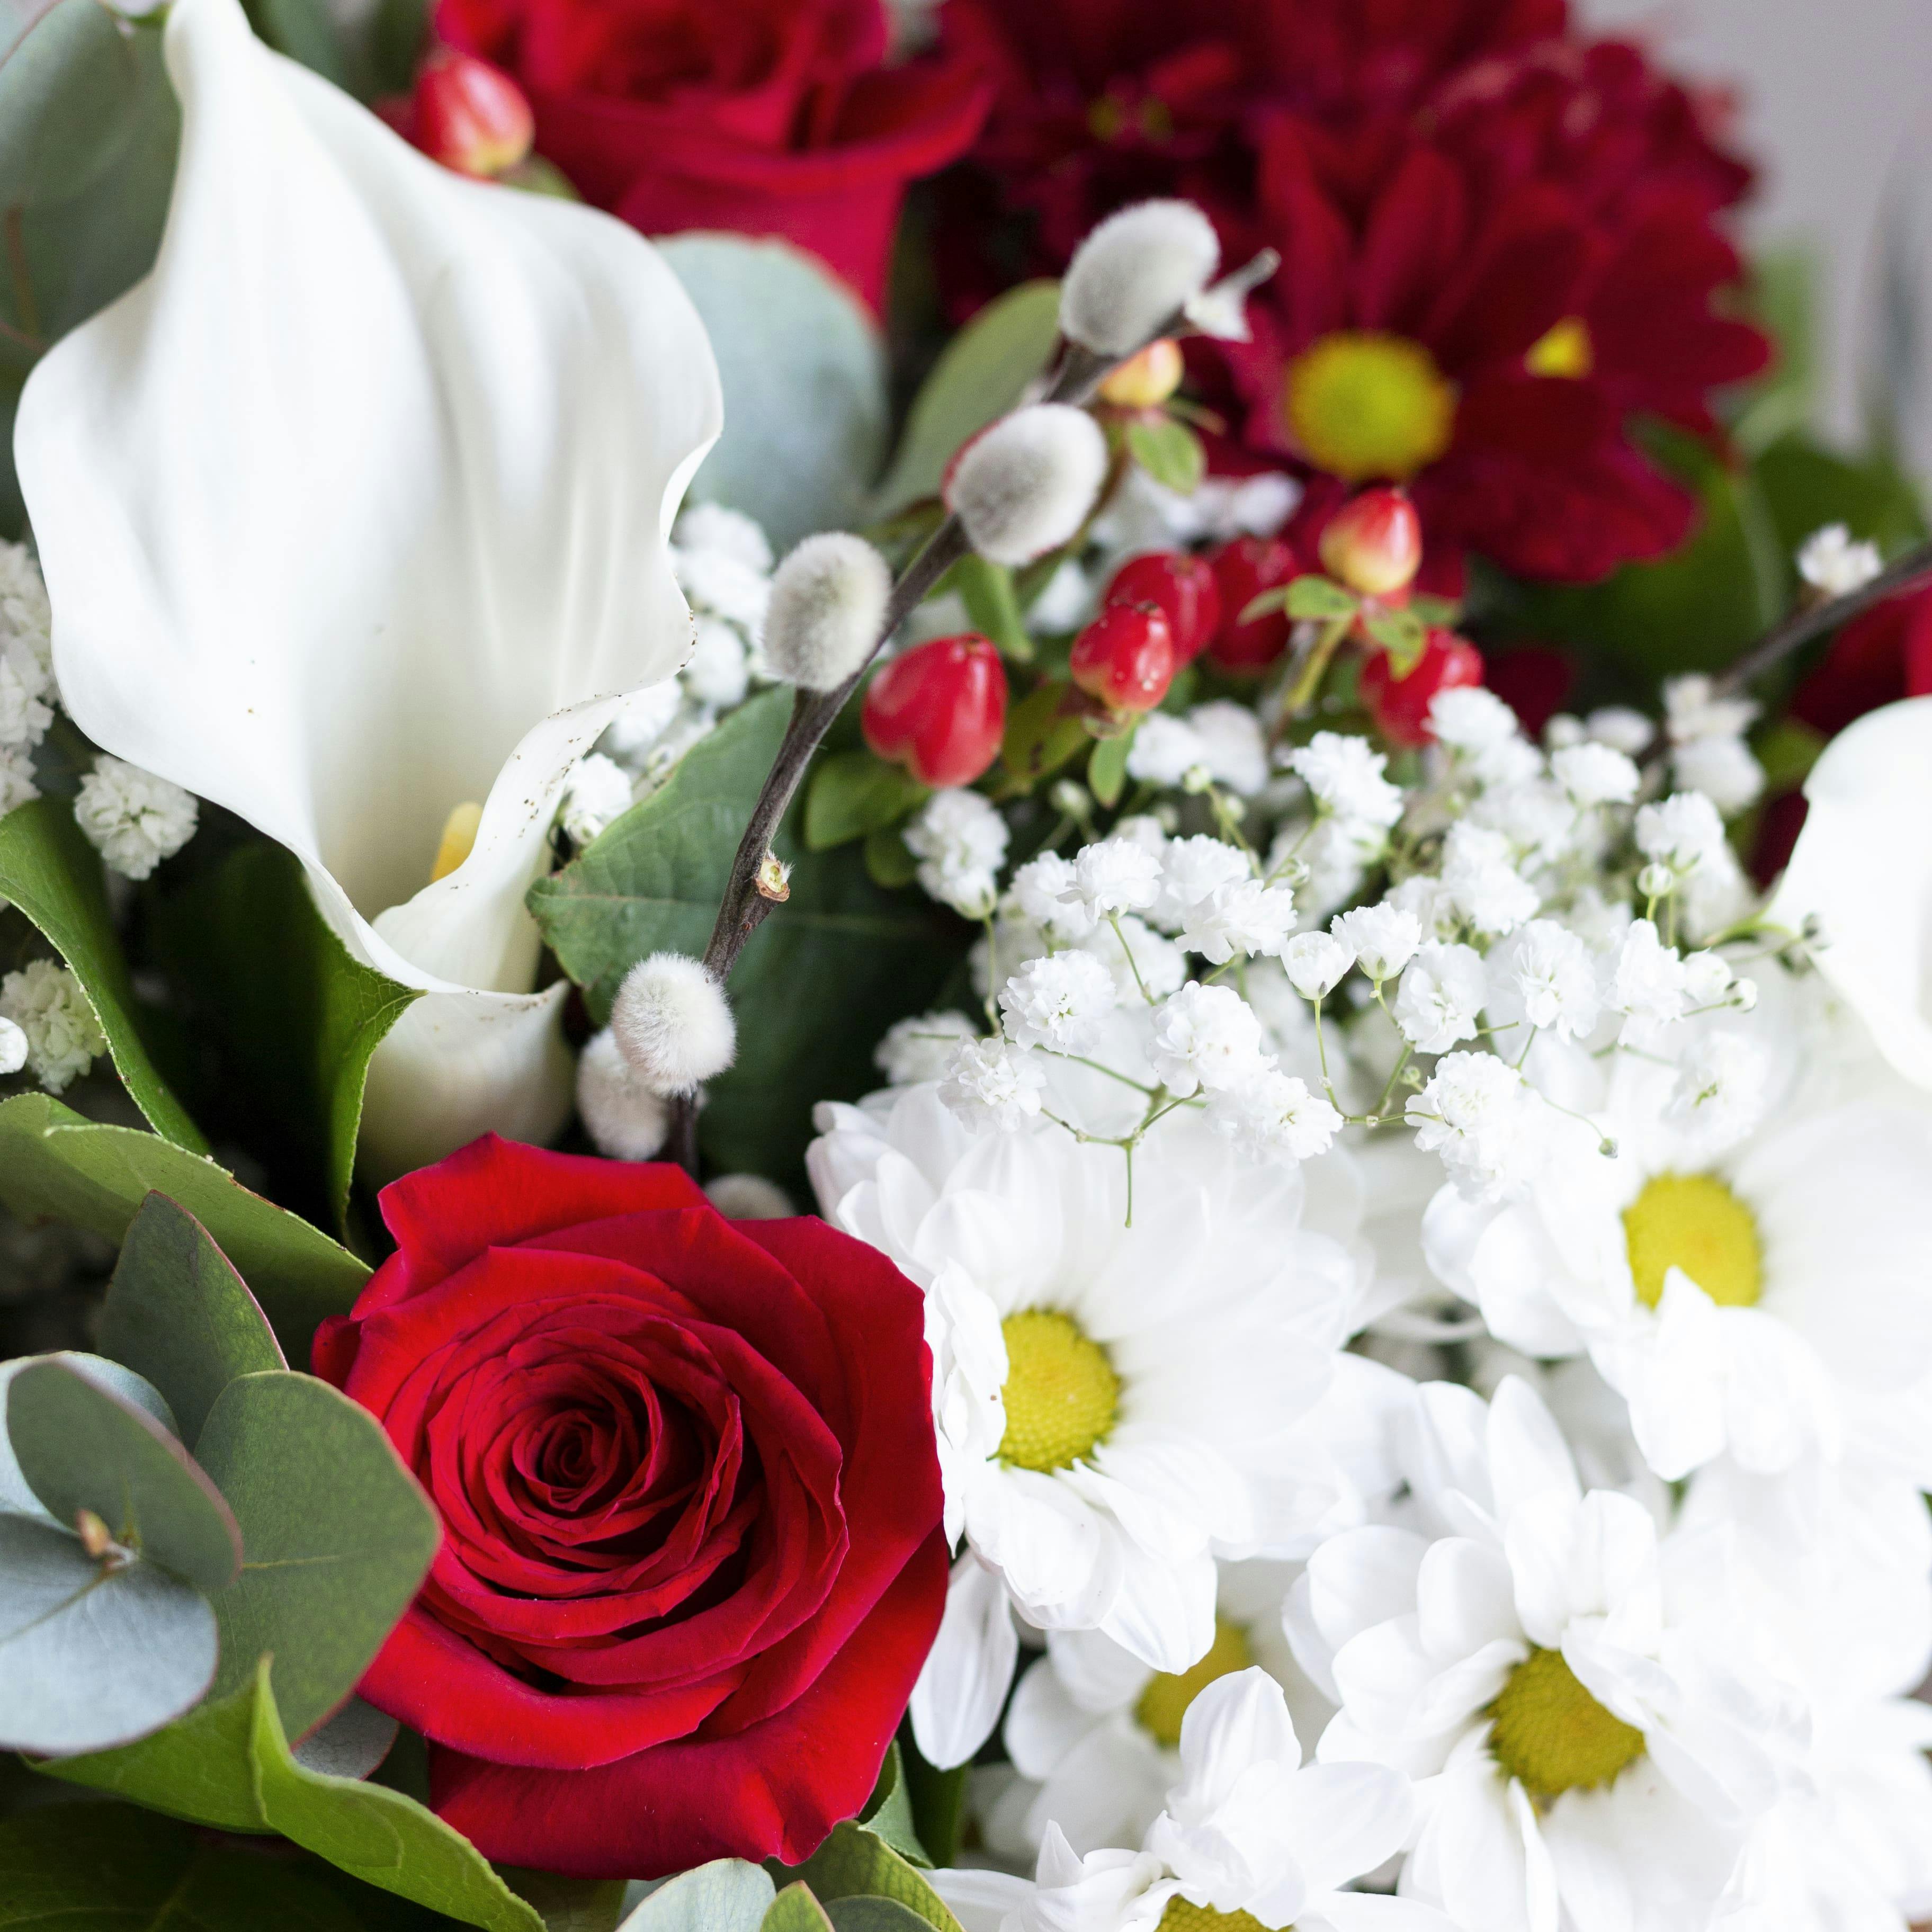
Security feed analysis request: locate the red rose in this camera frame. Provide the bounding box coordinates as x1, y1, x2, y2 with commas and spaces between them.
312, 1136, 947, 1880
435, 0, 990, 310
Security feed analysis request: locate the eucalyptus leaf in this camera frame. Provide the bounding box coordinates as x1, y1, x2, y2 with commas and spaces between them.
658, 234, 889, 550
100, 1191, 287, 1447
0, 1092, 369, 1367
0, 799, 206, 1149
293, 1696, 401, 1782
827, 1902, 935, 1932
0, 1349, 176, 1522
6, 1359, 240, 1590
618, 1862, 775, 1932
788, 1823, 964, 1932
0, 1514, 216, 1755
193, 1372, 440, 1737
763, 1883, 837, 1932
873, 281, 1063, 516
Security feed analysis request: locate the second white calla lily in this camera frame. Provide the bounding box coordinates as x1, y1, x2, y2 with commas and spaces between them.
15, 0, 722, 1179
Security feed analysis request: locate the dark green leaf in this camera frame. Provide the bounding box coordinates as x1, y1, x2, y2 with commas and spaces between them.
243, 0, 352, 86
1283, 576, 1359, 621
499, 1868, 628, 1932
1730, 246, 1817, 459
1410, 594, 1462, 627
762, 1884, 837, 1932
1362, 605, 1427, 675
806, 752, 929, 852
863, 824, 919, 890
100, 1193, 286, 1447
999, 681, 1090, 792
895, 1730, 968, 1872
826, 1903, 934, 1932
1087, 725, 1134, 808
855, 1743, 929, 1869
787, 1824, 963, 1932
194, 1373, 439, 1737
0, 798, 205, 1149
0, 1092, 369, 1368
1754, 431, 1928, 567
954, 556, 1032, 659
7, 1360, 239, 1590
1123, 416, 1204, 496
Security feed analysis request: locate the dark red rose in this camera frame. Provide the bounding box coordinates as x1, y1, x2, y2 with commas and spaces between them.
312, 1136, 947, 1880
435, 0, 989, 310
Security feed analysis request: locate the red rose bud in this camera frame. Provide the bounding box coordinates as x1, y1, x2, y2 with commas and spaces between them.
862, 633, 1009, 788
1070, 604, 1177, 713
1104, 550, 1222, 664
1206, 535, 1296, 674
1361, 628, 1486, 747
412, 51, 534, 178
1319, 488, 1423, 598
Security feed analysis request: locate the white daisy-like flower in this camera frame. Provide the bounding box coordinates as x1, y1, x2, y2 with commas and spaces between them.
71, 755, 199, 882
1149, 982, 1269, 1096
1795, 522, 1882, 600
807, 1090, 1358, 1765
1001, 951, 1120, 1053
1289, 733, 1403, 829
908, 788, 1011, 919
1289, 1377, 1807, 1932
876, 1010, 981, 1086
939, 1035, 1048, 1132
1393, 941, 1487, 1055
0, 960, 106, 1094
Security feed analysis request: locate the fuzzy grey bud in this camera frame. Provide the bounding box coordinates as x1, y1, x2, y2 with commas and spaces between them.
1060, 200, 1220, 355
762, 533, 893, 692
946, 405, 1108, 567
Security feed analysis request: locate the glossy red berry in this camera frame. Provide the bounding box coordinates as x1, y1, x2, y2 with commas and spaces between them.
862, 633, 1009, 789
1069, 604, 1177, 714
1319, 488, 1423, 598
1104, 551, 1222, 664
1361, 629, 1486, 748
412, 51, 534, 178
1206, 536, 1296, 674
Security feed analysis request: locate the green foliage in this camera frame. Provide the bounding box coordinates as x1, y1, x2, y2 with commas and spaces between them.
0, 1092, 368, 1366
1361, 604, 1426, 674
999, 681, 1090, 792
806, 752, 929, 852
855, 1744, 930, 1869
618, 1862, 775, 1932
1124, 415, 1204, 496
100, 1192, 287, 1447
1087, 724, 1134, 808
826, 1903, 935, 1932
1730, 246, 1818, 459
763, 1884, 838, 1932
873, 281, 1063, 515
954, 556, 1032, 658
1754, 431, 1927, 563
1283, 576, 1359, 621
0, 798, 206, 1149
660, 235, 890, 551
863, 824, 919, 890
895, 1729, 968, 1872
499, 1868, 629, 1932
786, 1823, 963, 1932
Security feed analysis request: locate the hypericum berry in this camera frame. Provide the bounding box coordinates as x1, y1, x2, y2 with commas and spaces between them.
1098, 338, 1185, 410
1206, 536, 1296, 674
1104, 551, 1222, 664
1361, 629, 1486, 747
862, 634, 1009, 789
411, 50, 534, 178
1069, 604, 1177, 713
1318, 488, 1424, 598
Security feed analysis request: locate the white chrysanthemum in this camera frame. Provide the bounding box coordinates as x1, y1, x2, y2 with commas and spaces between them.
1393, 941, 1487, 1054
1551, 740, 1640, 809
1151, 835, 1249, 933
1180, 879, 1296, 964
558, 752, 633, 847
1331, 903, 1421, 982
939, 1035, 1046, 1132
1288, 733, 1403, 828
807, 1090, 1358, 1766
907, 788, 1010, 919
1149, 982, 1268, 1096
0, 960, 105, 1094
876, 1010, 980, 1086
1000, 951, 1119, 1053
71, 755, 198, 881
574, 1028, 669, 1160
1795, 522, 1882, 599
1289, 1378, 1806, 1932
1207, 1068, 1343, 1161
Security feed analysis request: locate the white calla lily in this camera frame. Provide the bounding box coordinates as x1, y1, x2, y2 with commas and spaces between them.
1768, 696, 1932, 1092
16, 0, 721, 1179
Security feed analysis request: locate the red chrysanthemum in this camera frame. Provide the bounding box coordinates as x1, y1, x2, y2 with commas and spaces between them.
944, 0, 1769, 584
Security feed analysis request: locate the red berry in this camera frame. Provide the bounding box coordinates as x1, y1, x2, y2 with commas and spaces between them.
1361, 629, 1486, 748
862, 633, 1009, 789
1206, 536, 1296, 674
1069, 604, 1177, 713
412, 51, 534, 178
1319, 488, 1423, 598
1104, 551, 1222, 664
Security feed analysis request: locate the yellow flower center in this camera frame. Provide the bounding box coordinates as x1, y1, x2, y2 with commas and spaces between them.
1283, 331, 1457, 483
998, 1310, 1120, 1471
1525, 316, 1595, 379
430, 800, 484, 883
1622, 1173, 1763, 1311
1488, 1647, 1645, 1800
1157, 1904, 1269, 1932
1134, 1616, 1254, 1747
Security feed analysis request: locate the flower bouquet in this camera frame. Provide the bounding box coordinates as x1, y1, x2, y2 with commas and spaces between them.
3, 1, 1931, 1928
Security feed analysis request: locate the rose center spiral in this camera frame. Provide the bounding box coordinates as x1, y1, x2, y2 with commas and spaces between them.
998, 1310, 1120, 1471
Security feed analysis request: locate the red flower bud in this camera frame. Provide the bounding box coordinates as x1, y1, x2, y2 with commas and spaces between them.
1104, 551, 1222, 664
1361, 628, 1486, 747
1069, 604, 1177, 714
412, 51, 534, 179
1319, 489, 1423, 598
1206, 536, 1296, 674
862, 633, 1009, 789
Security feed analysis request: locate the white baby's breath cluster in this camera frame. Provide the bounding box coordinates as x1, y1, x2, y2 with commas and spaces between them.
0, 541, 55, 816
0, 960, 105, 1093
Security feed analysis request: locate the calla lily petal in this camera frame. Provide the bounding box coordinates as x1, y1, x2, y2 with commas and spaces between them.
1767, 695, 1932, 1089
16, 0, 722, 1177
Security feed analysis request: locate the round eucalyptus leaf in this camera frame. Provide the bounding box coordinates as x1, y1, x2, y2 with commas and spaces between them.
0, 1350, 178, 1523
289, 1695, 399, 1781
620, 1862, 777, 1932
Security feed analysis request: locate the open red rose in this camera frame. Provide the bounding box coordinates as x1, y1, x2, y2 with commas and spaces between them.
434, 0, 990, 310
312, 1136, 947, 1879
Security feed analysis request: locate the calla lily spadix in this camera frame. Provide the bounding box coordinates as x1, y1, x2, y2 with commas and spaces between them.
15, 0, 722, 1179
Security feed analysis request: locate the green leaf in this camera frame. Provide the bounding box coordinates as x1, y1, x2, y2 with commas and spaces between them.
873, 281, 1063, 516
242, 0, 353, 86
895, 1730, 968, 1872
659, 235, 889, 552
193, 1372, 440, 1737
6, 1359, 240, 1590
1123, 415, 1204, 496
499, 1869, 629, 1932
1730, 245, 1817, 459
999, 680, 1090, 791
248, 1659, 544, 1932
0, 1092, 369, 1368
1754, 431, 1928, 566
153, 839, 422, 1237
0, 798, 205, 1149
1283, 575, 1360, 621
863, 824, 918, 890
954, 556, 1033, 659
99, 1192, 287, 1447
763, 1883, 837, 1932
826, 1903, 934, 1932
619, 1863, 775, 1932
855, 1743, 930, 1869
806, 751, 929, 852
0, 1803, 367, 1931
1087, 724, 1135, 808
786, 1824, 963, 1932
1362, 605, 1427, 675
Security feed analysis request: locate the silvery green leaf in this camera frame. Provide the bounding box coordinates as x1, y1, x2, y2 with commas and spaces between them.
0, 1352, 178, 1524
288, 1695, 399, 1781
0, 1514, 216, 1754
620, 1861, 776, 1932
